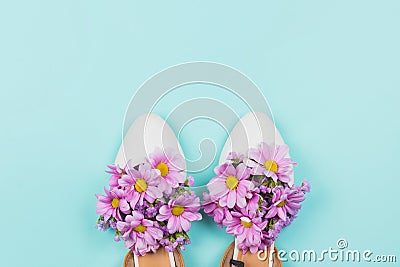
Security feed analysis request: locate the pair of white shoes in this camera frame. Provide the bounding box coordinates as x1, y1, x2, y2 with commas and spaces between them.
110, 111, 288, 267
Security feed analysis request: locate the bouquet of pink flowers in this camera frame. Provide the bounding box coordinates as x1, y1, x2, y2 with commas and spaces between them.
96, 148, 202, 256
204, 142, 310, 254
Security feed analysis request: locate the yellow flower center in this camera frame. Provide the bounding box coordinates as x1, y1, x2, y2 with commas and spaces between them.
134, 178, 148, 193
264, 160, 278, 173
156, 162, 169, 177
171, 205, 185, 216
277, 200, 287, 207
133, 224, 147, 233
240, 217, 253, 228
226, 175, 239, 190
111, 198, 119, 208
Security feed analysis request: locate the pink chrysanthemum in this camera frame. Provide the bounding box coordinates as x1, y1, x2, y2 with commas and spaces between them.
147, 147, 186, 189
207, 163, 254, 209
246, 142, 297, 184
224, 208, 268, 254
246, 191, 261, 213
106, 164, 126, 189
117, 211, 164, 256
96, 187, 130, 221
265, 186, 306, 221
156, 194, 202, 234
119, 163, 163, 208
202, 193, 232, 226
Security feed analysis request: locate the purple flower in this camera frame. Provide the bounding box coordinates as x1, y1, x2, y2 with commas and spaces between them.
207, 163, 254, 209
156, 194, 202, 234
260, 214, 298, 249
114, 234, 121, 242
97, 219, 110, 231
117, 211, 164, 256
301, 179, 311, 192
260, 185, 270, 194
96, 187, 130, 221
265, 186, 305, 221
119, 163, 163, 208
246, 142, 297, 184
259, 219, 284, 248
224, 208, 268, 254
110, 219, 117, 229
145, 204, 160, 218
147, 147, 186, 188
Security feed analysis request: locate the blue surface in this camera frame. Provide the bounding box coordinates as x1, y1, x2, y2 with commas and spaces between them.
1, 1, 399, 266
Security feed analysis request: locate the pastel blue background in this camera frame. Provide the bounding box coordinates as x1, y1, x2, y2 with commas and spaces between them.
1, 1, 399, 266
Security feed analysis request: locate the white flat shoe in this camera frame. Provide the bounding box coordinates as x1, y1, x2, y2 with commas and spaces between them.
96, 113, 201, 267
218, 112, 285, 267
118, 114, 186, 267
205, 111, 309, 267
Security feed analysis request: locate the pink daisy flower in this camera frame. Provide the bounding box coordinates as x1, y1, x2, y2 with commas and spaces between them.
224, 208, 268, 254
246, 191, 261, 213
156, 194, 202, 234
207, 163, 254, 209
117, 211, 164, 256
246, 142, 297, 184
119, 163, 163, 208
265, 186, 306, 221
96, 187, 130, 221
147, 147, 186, 188
106, 164, 126, 189
202, 193, 232, 226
